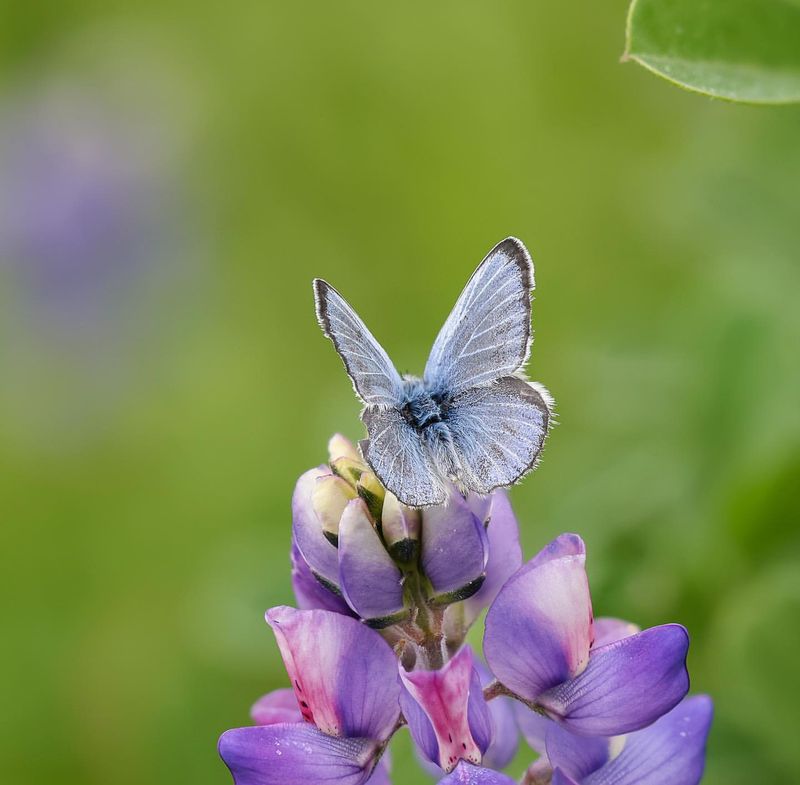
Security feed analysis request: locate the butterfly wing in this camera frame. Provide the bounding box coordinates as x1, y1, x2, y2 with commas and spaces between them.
423, 237, 534, 397
314, 279, 404, 406
361, 407, 447, 507
445, 376, 551, 494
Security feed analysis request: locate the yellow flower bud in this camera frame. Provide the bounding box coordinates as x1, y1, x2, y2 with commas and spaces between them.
312, 474, 357, 544
356, 471, 386, 521
327, 433, 362, 464
330, 456, 366, 487
381, 491, 421, 563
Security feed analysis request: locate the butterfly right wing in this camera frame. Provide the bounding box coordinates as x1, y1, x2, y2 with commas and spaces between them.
361, 407, 447, 507
314, 279, 404, 406
423, 237, 534, 397
445, 375, 552, 495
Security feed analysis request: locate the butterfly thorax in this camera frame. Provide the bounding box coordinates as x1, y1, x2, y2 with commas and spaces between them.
400, 377, 449, 431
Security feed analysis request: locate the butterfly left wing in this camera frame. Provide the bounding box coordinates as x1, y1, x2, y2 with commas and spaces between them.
444, 375, 551, 495
314, 279, 404, 406
423, 237, 534, 398
361, 407, 448, 507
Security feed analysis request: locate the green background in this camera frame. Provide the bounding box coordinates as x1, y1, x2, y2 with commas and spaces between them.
2, 3, 799, 784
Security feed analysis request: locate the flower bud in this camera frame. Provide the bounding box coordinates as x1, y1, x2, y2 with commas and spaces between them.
330, 456, 366, 487
381, 491, 421, 563
327, 433, 362, 464
311, 474, 357, 545
356, 471, 385, 521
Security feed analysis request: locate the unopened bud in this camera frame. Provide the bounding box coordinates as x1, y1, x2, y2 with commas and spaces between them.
356, 471, 385, 521
327, 433, 362, 464
381, 491, 421, 563
312, 474, 356, 545
330, 456, 366, 487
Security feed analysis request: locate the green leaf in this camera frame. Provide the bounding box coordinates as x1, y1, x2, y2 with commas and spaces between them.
624, 0, 800, 104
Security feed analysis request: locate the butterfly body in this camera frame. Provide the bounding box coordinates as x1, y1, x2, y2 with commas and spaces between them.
314, 237, 552, 507
399, 378, 446, 430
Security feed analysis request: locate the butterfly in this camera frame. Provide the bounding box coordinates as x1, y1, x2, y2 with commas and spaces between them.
313, 237, 552, 507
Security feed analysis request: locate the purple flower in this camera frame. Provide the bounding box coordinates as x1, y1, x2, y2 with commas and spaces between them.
547, 695, 713, 785
400, 646, 492, 772
218, 607, 400, 785
483, 534, 690, 736
412, 653, 520, 778
290, 539, 355, 617
220, 439, 711, 785
438, 762, 517, 784
250, 688, 304, 726
291, 435, 492, 626
248, 687, 393, 785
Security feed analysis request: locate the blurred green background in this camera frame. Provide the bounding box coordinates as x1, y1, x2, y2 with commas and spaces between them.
1, 3, 799, 784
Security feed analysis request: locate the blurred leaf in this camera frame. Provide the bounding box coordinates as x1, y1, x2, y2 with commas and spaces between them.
624, 0, 800, 104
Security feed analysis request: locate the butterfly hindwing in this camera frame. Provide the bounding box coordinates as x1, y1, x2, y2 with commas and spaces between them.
423, 237, 534, 398
361, 406, 447, 507
314, 279, 404, 406
445, 376, 551, 495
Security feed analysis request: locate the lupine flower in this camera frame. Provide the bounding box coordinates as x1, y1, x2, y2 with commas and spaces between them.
248, 688, 392, 785
219, 436, 712, 785
291, 435, 495, 630
409, 650, 519, 777
525, 696, 713, 785
438, 763, 517, 784
483, 534, 690, 736
218, 607, 400, 785
400, 645, 492, 772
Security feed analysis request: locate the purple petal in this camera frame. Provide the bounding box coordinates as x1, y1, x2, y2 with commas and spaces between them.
551, 770, 580, 785
473, 658, 519, 769
291, 539, 355, 616
528, 533, 586, 571
466, 665, 493, 758
219, 723, 379, 785
482, 695, 518, 770
399, 684, 439, 767
483, 549, 593, 702
366, 761, 392, 785
266, 606, 401, 740
365, 760, 391, 785
592, 618, 639, 649
545, 723, 612, 781
338, 499, 407, 625
250, 688, 302, 725
437, 762, 517, 785
582, 695, 713, 785
292, 467, 341, 589
465, 493, 492, 526
539, 625, 690, 736
460, 491, 522, 628
514, 703, 553, 755
400, 646, 487, 772
421, 493, 489, 604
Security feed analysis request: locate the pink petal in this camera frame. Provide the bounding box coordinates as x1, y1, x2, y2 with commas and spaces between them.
400, 647, 488, 772
265, 606, 401, 741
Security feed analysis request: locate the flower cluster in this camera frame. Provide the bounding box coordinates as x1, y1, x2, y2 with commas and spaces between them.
218, 435, 712, 785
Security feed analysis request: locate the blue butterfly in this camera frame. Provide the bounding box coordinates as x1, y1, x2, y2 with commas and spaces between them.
313, 237, 552, 507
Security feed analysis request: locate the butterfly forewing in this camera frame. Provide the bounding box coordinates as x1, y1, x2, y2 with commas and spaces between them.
314, 279, 404, 406
423, 237, 534, 398
361, 407, 447, 507
445, 376, 550, 495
